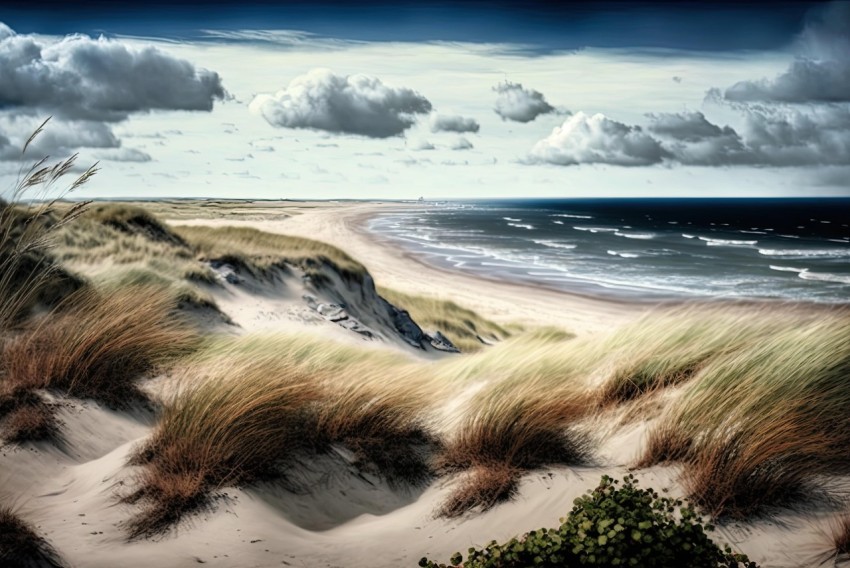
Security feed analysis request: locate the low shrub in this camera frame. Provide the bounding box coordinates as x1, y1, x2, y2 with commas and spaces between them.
419, 474, 757, 568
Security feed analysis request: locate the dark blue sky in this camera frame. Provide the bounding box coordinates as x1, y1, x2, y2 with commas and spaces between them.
0, 1, 826, 52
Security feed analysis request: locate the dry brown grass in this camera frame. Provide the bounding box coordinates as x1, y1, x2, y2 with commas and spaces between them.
126, 365, 321, 537
0, 398, 57, 443
126, 334, 436, 536
638, 310, 850, 518
833, 514, 850, 557
438, 464, 521, 518
0, 505, 64, 567
435, 376, 593, 516
1, 286, 199, 408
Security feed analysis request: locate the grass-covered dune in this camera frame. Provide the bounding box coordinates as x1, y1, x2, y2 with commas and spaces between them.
119, 304, 850, 543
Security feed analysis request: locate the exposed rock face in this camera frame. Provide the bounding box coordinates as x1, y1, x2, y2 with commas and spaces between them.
429, 331, 460, 353
384, 302, 427, 348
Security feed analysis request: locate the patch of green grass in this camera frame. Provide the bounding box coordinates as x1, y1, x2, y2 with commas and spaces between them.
378, 287, 513, 352
173, 225, 366, 282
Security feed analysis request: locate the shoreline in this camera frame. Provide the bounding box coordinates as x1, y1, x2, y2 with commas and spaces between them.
170, 201, 654, 335
165, 200, 846, 335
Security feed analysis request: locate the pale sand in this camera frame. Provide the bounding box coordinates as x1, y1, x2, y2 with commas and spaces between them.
1, 201, 840, 568
172, 201, 652, 335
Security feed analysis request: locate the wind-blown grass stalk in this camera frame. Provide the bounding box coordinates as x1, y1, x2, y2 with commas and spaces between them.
0, 118, 98, 330
436, 374, 593, 516
638, 311, 850, 518
1, 286, 199, 409
127, 334, 438, 536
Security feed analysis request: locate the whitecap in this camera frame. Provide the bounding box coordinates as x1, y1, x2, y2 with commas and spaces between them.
759, 248, 850, 258
507, 222, 534, 230
681, 234, 696, 239
573, 226, 618, 233
769, 265, 807, 273
533, 239, 577, 250
607, 250, 641, 259
615, 231, 655, 240
798, 271, 850, 284
552, 220, 564, 225
503, 216, 521, 222
553, 213, 593, 219
699, 237, 758, 246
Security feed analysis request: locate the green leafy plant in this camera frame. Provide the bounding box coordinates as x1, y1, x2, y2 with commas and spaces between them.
419, 474, 757, 568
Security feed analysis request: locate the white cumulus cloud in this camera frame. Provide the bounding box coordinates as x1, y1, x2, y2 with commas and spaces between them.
529, 112, 667, 166
429, 113, 480, 133
250, 68, 432, 138
493, 81, 555, 123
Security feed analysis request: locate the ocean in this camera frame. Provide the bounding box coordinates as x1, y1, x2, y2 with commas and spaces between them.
368, 199, 850, 303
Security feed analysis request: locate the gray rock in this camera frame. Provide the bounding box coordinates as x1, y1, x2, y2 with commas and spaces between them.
429, 331, 460, 353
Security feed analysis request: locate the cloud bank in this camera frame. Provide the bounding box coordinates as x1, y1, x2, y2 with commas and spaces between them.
251, 68, 432, 138
493, 81, 555, 123
530, 109, 850, 168
724, 2, 850, 103
0, 24, 225, 121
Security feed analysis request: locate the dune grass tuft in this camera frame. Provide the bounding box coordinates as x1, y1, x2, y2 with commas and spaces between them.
0, 505, 64, 568
377, 287, 513, 352
127, 334, 437, 536
126, 358, 322, 537
595, 307, 787, 406
833, 514, 850, 557
84, 204, 188, 247
638, 310, 850, 518
0, 397, 57, 443
1, 286, 199, 409
435, 376, 593, 516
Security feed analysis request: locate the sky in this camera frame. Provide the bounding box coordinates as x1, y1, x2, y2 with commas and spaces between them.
1, 0, 849, 199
